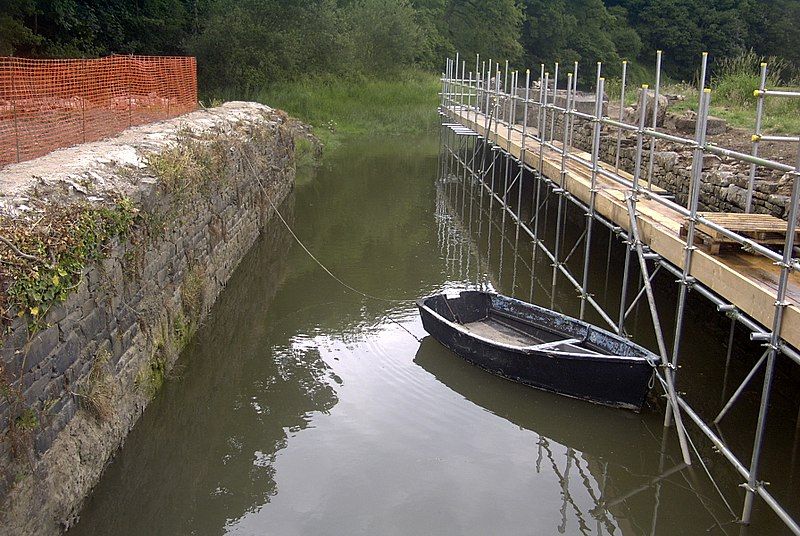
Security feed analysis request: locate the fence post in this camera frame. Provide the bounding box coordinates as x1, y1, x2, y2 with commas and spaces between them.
81, 61, 86, 143
128, 55, 133, 127
11, 59, 20, 163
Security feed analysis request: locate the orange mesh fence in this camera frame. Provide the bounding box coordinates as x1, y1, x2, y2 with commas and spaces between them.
0, 55, 197, 168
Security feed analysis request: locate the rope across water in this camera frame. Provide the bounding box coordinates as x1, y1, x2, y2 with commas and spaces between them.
242, 153, 422, 341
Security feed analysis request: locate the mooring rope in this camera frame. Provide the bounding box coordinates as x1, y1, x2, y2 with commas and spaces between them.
242, 153, 422, 342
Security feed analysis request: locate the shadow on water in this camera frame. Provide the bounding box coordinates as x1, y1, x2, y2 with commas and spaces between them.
69, 201, 339, 535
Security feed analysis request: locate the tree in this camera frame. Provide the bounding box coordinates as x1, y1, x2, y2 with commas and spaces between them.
444, 0, 525, 67
0, 0, 40, 55
522, 0, 628, 84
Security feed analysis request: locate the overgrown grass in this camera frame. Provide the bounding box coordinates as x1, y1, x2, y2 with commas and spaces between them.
239, 69, 441, 147
604, 52, 800, 134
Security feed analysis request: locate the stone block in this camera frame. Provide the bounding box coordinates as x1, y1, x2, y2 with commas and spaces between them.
3, 323, 29, 352
80, 309, 104, 339
45, 304, 67, 324
768, 194, 788, 207
53, 334, 81, 376
24, 374, 51, 405
25, 324, 60, 373
706, 116, 727, 135
702, 154, 722, 170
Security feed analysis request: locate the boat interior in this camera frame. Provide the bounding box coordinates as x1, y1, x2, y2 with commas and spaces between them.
423, 292, 604, 354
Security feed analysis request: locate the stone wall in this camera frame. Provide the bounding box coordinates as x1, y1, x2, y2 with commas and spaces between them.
559, 116, 792, 217
0, 102, 300, 535
485, 91, 793, 218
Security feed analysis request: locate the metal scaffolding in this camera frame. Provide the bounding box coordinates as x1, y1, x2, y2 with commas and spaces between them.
439, 52, 800, 534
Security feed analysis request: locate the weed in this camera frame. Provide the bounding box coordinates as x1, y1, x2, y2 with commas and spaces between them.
0, 198, 138, 333
135, 341, 167, 399
77, 349, 115, 421
294, 137, 318, 170
0, 363, 38, 465
713, 50, 790, 106
180, 265, 206, 323
147, 131, 232, 203
604, 51, 800, 134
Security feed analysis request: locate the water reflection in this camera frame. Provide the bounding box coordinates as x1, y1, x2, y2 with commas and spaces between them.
69, 203, 340, 535
68, 134, 783, 535
413, 336, 731, 535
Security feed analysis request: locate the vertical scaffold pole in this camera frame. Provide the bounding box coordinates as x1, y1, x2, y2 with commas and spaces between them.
646, 50, 663, 189
614, 60, 628, 172
687, 52, 708, 208
538, 70, 550, 185
440, 58, 450, 209
529, 65, 546, 302
502, 60, 509, 125
579, 75, 604, 319
746, 63, 768, 213
498, 70, 517, 287
486, 68, 502, 274
568, 61, 578, 149
465, 70, 479, 279
624, 87, 693, 466
666, 88, 712, 428
699, 51, 708, 93
475, 60, 493, 266
742, 140, 800, 525
550, 63, 559, 142
460, 58, 466, 110
444, 58, 454, 203
550, 68, 572, 310
512, 69, 531, 296
440, 57, 448, 110
454, 55, 461, 110
467, 54, 481, 123
617, 85, 649, 333
467, 69, 473, 123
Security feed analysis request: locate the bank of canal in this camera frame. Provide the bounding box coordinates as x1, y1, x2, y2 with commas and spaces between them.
68, 134, 796, 535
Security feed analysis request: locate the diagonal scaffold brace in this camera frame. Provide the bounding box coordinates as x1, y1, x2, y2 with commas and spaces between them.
625, 195, 693, 466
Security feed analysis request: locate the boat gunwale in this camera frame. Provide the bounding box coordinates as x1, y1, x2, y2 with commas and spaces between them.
418, 291, 657, 365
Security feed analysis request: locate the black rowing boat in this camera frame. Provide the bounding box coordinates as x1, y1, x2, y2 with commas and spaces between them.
417, 290, 657, 411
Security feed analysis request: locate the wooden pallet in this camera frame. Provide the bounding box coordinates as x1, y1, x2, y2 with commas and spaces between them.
679, 212, 799, 254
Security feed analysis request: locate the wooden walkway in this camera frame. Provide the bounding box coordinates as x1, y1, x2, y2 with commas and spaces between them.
447, 107, 800, 351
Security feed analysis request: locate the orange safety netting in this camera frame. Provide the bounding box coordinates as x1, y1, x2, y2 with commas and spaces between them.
0, 55, 197, 168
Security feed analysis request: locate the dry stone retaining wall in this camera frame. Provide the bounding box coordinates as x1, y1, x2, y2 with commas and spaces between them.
0, 102, 299, 535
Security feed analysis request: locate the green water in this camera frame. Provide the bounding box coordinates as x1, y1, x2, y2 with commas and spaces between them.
67, 134, 799, 535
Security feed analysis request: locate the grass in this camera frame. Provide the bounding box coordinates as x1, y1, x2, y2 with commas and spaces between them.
605, 52, 800, 134
241, 69, 441, 148
78, 349, 114, 421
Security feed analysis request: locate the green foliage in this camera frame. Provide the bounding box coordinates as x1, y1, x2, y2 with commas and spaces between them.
606, 6, 641, 61
180, 265, 206, 323
1, 361, 39, 463
1, 0, 798, 92
188, 0, 425, 94
444, 0, 524, 65
523, 0, 626, 84
5, 0, 189, 57
713, 50, 788, 106
0, 0, 40, 55
147, 132, 229, 202
136, 342, 167, 398
0, 199, 137, 330
253, 69, 440, 145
